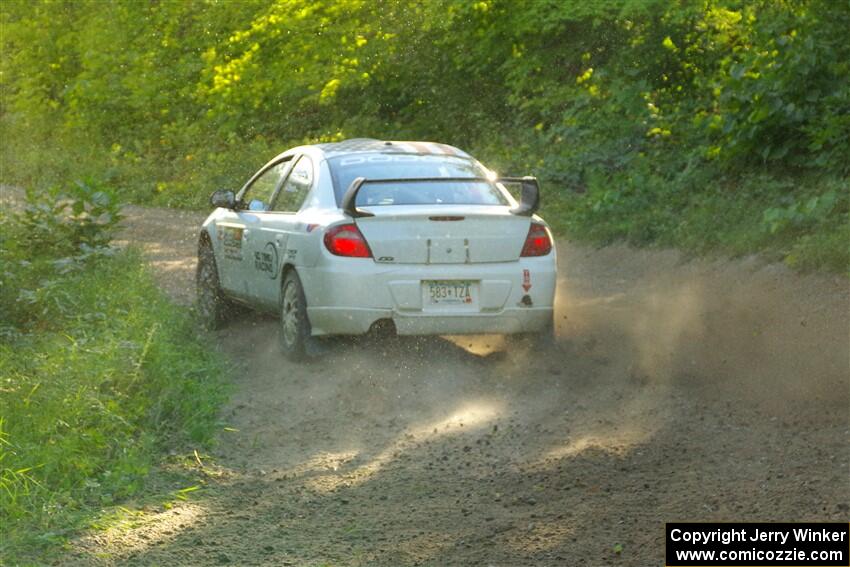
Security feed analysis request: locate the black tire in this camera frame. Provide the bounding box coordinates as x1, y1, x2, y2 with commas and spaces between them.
196, 242, 230, 330
279, 270, 311, 361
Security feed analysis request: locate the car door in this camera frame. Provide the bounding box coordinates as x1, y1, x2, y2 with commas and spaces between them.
244, 154, 315, 308
215, 158, 292, 299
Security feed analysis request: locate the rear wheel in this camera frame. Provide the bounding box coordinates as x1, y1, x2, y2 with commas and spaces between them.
279, 270, 310, 361
196, 243, 230, 330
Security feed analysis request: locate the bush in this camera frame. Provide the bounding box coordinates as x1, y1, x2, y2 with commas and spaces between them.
0, 181, 123, 334
0, 187, 228, 561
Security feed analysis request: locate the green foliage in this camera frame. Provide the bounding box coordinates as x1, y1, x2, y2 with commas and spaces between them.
0, 0, 847, 269
559, 170, 849, 271
18, 181, 122, 257
0, 190, 228, 561
762, 190, 840, 236
1, 182, 122, 332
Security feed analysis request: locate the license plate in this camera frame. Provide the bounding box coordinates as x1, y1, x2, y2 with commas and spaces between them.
425, 280, 476, 305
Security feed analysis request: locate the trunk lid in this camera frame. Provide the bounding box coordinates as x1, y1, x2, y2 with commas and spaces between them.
354, 205, 530, 264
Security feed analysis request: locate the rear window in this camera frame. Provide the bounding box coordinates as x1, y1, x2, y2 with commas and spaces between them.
328, 153, 508, 207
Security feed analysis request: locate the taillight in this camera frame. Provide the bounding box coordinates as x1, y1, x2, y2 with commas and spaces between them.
520, 222, 552, 257
324, 223, 372, 258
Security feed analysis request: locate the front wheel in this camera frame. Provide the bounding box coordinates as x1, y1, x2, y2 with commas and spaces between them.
197, 243, 230, 330
279, 270, 310, 361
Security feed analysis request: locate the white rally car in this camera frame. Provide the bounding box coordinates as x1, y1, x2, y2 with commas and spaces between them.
197, 139, 556, 360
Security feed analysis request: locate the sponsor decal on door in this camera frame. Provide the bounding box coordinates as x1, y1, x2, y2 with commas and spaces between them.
254, 241, 279, 279
221, 227, 244, 261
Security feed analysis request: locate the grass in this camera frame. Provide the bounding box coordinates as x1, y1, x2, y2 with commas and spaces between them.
542, 170, 849, 273
0, 247, 229, 563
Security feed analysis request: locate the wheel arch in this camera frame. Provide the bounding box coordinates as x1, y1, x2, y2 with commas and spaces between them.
278, 263, 298, 304
197, 229, 223, 284
198, 229, 213, 252
280, 262, 297, 283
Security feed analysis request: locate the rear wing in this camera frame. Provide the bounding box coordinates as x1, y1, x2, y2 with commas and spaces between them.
341, 176, 540, 218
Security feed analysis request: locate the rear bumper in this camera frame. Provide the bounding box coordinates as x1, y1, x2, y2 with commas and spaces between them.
299, 256, 556, 336
307, 306, 552, 335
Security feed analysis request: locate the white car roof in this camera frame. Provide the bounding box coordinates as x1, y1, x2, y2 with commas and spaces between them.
269, 138, 472, 164
317, 138, 471, 158
241, 139, 479, 202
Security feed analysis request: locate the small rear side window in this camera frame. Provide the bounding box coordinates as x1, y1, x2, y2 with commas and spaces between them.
273, 155, 313, 212
327, 153, 508, 207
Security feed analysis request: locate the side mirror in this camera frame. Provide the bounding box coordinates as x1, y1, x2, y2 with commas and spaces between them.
508, 176, 540, 216
210, 189, 236, 210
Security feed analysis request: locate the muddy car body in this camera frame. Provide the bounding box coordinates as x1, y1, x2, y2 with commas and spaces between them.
197, 139, 557, 359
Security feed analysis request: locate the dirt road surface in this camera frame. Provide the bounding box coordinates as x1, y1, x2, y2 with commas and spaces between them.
68, 205, 848, 566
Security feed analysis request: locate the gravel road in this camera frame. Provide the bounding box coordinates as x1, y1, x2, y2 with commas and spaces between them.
68, 204, 849, 566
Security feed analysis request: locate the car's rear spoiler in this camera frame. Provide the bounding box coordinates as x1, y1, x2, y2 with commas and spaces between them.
341, 176, 540, 218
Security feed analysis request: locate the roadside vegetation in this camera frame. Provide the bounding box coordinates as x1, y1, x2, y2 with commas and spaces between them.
0, 184, 228, 561
1, 0, 847, 270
